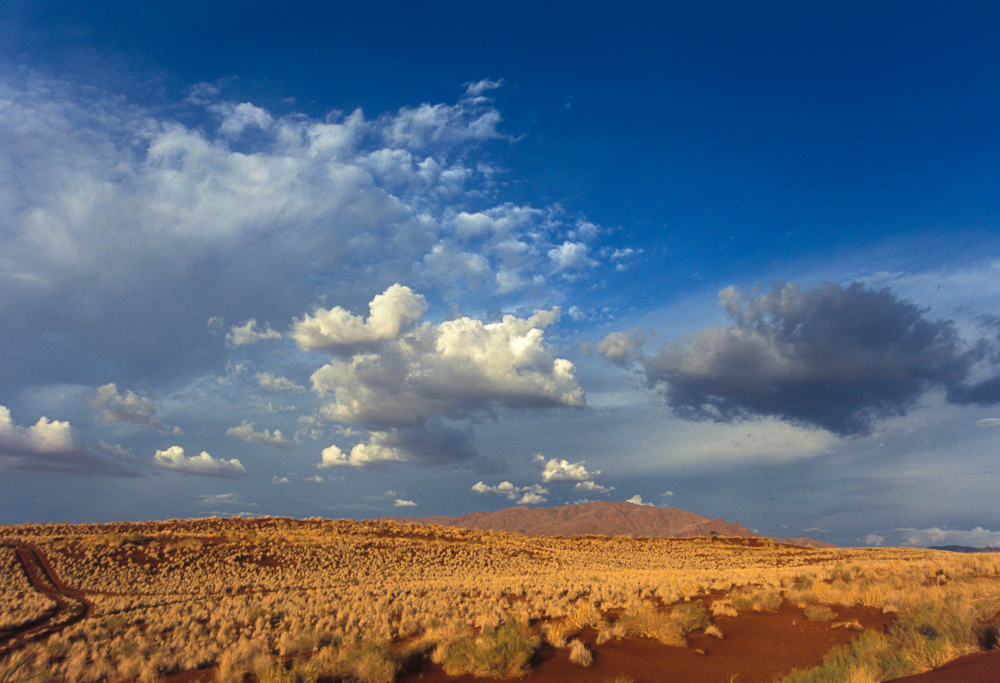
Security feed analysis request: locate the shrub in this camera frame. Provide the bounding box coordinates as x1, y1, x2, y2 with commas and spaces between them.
253, 655, 319, 683
780, 631, 910, 683
442, 620, 538, 678
618, 605, 686, 647
216, 639, 266, 683
731, 588, 782, 612
804, 606, 837, 621
670, 603, 711, 635
324, 641, 399, 683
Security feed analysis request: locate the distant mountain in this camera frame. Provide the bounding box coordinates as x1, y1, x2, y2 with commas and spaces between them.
928, 545, 1000, 553
383, 500, 835, 547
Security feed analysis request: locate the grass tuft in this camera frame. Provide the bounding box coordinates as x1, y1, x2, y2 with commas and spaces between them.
568, 639, 594, 666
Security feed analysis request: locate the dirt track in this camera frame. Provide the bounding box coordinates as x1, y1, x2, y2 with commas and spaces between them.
0, 543, 92, 656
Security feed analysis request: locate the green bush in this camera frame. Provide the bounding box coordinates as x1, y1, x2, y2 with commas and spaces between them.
618, 606, 686, 646
803, 606, 836, 621
329, 642, 398, 683
781, 631, 911, 683
731, 588, 782, 612
442, 620, 537, 678
670, 604, 711, 634
781, 592, 988, 683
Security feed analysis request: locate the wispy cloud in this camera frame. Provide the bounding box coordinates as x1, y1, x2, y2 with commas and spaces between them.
226, 421, 291, 448
226, 320, 282, 347
255, 372, 306, 393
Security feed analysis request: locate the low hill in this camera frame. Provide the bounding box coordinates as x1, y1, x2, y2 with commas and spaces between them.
384, 500, 833, 547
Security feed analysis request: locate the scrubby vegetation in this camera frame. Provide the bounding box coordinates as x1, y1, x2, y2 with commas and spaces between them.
0, 516, 997, 682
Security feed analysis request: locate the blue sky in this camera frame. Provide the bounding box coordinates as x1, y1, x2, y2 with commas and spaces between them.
2, 0, 999, 548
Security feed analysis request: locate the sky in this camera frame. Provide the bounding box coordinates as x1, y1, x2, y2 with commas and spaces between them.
1, 0, 998, 548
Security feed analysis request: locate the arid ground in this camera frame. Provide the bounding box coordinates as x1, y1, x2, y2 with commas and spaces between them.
1, 517, 998, 683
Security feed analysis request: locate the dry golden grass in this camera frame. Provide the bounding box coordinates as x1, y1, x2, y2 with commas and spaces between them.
0, 517, 997, 682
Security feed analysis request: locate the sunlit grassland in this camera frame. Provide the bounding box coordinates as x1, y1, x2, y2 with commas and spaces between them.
1, 517, 998, 682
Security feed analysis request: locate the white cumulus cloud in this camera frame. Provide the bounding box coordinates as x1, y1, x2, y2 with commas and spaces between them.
394, 499, 418, 507
154, 446, 246, 477
626, 495, 655, 506
317, 434, 407, 469
0, 405, 76, 455
540, 457, 600, 482
303, 286, 583, 465
293, 284, 427, 353
472, 480, 548, 505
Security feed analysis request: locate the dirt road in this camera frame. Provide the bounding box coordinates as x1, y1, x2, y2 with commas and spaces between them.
0, 543, 92, 656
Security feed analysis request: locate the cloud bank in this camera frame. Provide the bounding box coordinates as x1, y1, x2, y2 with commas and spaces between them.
868, 526, 1000, 548
0, 76, 608, 390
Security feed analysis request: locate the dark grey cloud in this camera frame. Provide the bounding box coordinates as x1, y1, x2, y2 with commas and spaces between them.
622, 281, 997, 436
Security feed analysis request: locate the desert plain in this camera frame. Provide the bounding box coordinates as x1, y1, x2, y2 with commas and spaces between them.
1, 509, 999, 683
